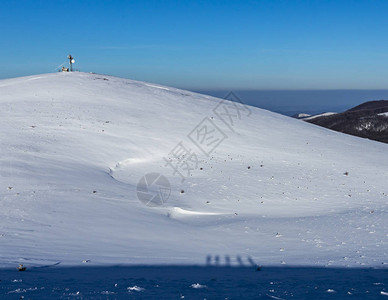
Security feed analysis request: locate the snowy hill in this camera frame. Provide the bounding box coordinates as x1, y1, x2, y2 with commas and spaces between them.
0, 72, 387, 269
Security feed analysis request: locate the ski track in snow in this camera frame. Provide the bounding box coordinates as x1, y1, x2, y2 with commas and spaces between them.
144, 83, 170, 90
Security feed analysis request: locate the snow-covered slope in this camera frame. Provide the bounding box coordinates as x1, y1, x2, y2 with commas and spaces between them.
291, 113, 311, 119
0, 72, 387, 268
303, 112, 337, 120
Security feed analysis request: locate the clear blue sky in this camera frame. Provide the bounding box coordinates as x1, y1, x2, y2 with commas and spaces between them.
1, 0, 388, 90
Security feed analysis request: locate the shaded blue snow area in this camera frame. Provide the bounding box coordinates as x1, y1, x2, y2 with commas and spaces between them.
0, 265, 387, 299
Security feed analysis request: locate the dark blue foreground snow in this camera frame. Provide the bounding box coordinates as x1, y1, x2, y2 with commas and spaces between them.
0, 265, 387, 299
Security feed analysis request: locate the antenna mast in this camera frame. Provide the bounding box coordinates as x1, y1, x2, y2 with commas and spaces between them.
67, 54, 75, 72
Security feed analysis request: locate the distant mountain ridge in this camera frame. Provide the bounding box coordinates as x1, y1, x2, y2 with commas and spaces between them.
346, 100, 388, 112
296, 100, 388, 143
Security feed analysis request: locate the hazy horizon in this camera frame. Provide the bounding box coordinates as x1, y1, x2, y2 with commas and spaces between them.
2, 71, 388, 116
195, 89, 388, 116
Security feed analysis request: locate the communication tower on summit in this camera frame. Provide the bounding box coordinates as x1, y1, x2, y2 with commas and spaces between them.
67, 54, 75, 72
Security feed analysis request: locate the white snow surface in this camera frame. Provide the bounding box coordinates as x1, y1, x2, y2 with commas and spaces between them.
0, 72, 387, 268
303, 112, 337, 120
293, 113, 311, 119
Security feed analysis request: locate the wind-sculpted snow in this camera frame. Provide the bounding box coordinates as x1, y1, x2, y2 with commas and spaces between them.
0, 72, 387, 269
